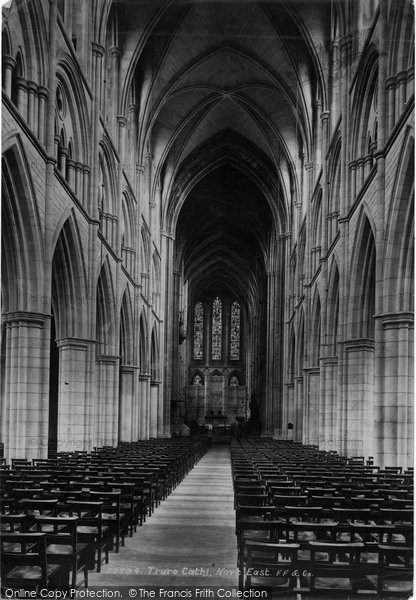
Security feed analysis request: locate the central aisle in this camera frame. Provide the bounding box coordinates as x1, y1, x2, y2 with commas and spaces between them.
89, 444, 238, 589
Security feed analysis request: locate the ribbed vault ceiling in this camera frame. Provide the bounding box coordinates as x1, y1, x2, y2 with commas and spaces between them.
176, 164, 272, 307
116, 0, 330, 309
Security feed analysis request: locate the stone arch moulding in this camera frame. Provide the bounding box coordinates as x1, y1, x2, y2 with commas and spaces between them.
120, 285, 135, 366
1, 136, 44, 314
163, 131, 289, 236
51, 210, 89, 340
96, 256, 118, 357
383, 127, 414, 313
150, 324, 161, 382
348, 206, 377, 340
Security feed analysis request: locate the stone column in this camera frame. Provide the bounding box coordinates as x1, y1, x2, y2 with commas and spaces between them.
95, 356, 119, 447
283, 383, 294, 440
349, 161, 357, 200
58, 146, 68, 176
262, 269, 278, 437
66, 158, 76, 189
319, 357, 338, 451
139, 374, 151, 439
74, 162, 83, 198
339, 35, 351, 216
161, 231, 175, 438
304, 368, 320, 445
15, 76, 28, 119
331, 41, 340, 132
26, 81, 38, 131
82, 166, 90, 210
396, 71, 407, 116
374, 313, 414, 468
2, 55, 15, 97
320, 111, 330, 255
37, 86, 48, 145
119, 366, 136, 442
364, 154, 373, 178
110, 46, 120, 139
150, 382, 160, 438
386, 77, 396, 133
1, 312, 50, 460
341, 339, 375, 459
55, 338, 95, 453
406, 68, 414, 106
294, 376, 304, 442
90, 41, 105, 220
357, 157, 365, 190
64, 0, 73, 39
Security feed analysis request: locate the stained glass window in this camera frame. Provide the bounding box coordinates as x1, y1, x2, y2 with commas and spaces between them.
230, 301, 240, 360
211, 297, 222, 360
230, 375, 239, 386
193, 302, 204, 360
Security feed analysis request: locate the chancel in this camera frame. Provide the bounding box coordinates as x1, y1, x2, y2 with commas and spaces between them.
1, 0, 414, 596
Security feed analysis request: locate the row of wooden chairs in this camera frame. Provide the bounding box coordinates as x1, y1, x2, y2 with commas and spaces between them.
242, 539, 412, 596
231, 437, 413, 597
1, 437, 209, 595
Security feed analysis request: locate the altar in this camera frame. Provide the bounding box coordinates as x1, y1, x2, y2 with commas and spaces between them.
184, 375, 247, 427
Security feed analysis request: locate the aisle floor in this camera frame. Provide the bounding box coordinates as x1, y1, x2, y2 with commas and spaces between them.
88, 444, 238, 590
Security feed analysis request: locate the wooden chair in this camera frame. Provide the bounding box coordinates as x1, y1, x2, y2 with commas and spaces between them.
0, 513, 30, 534
110, 482, 140, 535
66, 500, 111, 572
243, 541, 301, 594
1, 532, 65, 593
236, 519, 284, 587
34, 515, 89, 589
235, 493, 269, 507
87, 490, 127, 553
377, 544, 413, 597
235, 505, 276, 533
307, 541, 365, 595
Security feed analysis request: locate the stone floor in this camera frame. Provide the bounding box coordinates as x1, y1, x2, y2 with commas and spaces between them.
88, 444, 238, 592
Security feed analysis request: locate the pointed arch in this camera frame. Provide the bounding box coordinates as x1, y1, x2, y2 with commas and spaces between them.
328, 134, 341, 217
56, 54, 91, 164
384, 129, 414, 313
351, 44, 379, 159
310, 288, 321, 367
120, 191, 135, 249
388, 0, 415, 76
288, 323, 296, 380
96, 257, 117, 356
120, 286, 134, 366
152, 252, 161, 294
139, 311, 149, 373
296, 309, 305, 377
229, 371, 240, 386
1, 139, 44, 313
120, 191, 136, 275
349, 210, 376, 339
312, 187, 323, 248
327, 257, 340, 353
11, 49, 25, 107
140, 227, 150, 275
150, 324, 160, 382
52, 212, 88, 339
191, 371, 204, 386
98, 139, 118, 216
2, 24, 12, 57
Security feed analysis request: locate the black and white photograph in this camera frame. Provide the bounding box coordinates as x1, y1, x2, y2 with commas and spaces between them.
1, 0, 414, 597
